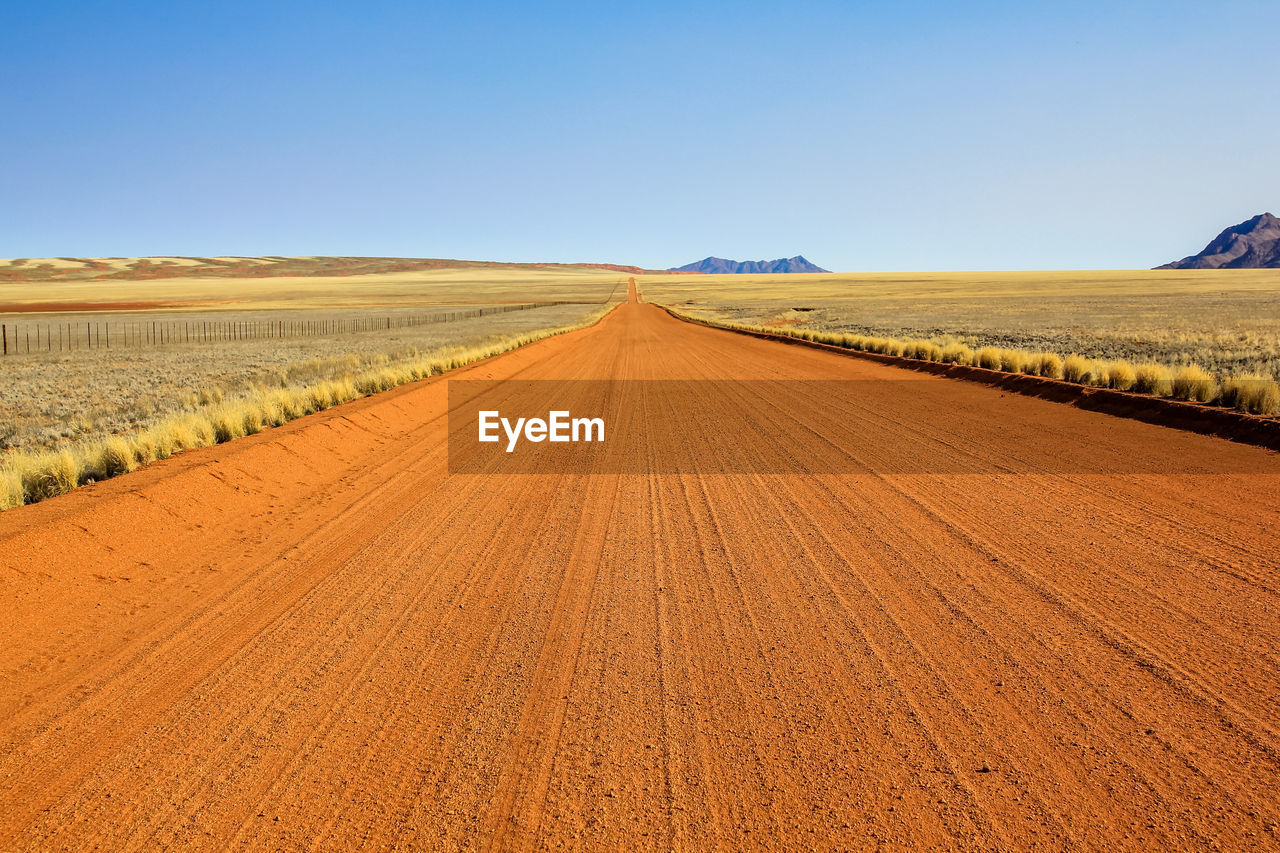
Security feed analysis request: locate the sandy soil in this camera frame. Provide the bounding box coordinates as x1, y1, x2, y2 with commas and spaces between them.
1, 285, 1278, 850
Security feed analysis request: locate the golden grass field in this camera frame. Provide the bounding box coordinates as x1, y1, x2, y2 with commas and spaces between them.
640, 268, 1280, 410
638, 268, 1280, 371
0, 258, 627, 310
1, 260, 627, 508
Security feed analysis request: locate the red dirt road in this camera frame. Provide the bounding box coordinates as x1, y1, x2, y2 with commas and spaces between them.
2, 291, 1279, 850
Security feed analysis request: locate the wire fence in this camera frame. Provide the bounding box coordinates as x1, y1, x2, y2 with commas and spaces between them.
0, 302, 580, 356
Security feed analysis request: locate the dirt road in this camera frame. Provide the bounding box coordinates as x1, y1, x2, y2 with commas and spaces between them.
2, 286, 1279, 850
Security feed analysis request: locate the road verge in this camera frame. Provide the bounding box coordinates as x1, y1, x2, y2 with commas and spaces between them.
660, 306, 1280, 452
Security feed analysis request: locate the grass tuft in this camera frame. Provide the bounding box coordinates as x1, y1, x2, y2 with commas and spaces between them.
1029, 352, 1064, 379
209, 406, 246, 443
1171, 365, 1218, 403
976, 347, 1003, 370
906, 340, 943, 361
1220, 376, 1280, 415
1062, 354, 1094, 384
998, 349, 1024, 373
16, 450, 79, 503
1133, 363, 1171, 395
939, 342, 974, 365
2, 466, 24, 510
1102, 360, 1137, 391
90, 437, 138, 480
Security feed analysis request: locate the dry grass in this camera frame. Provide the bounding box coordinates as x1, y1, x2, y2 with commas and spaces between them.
1102, 361, 1137, 391
0, 302, 620, 510
1221, 376, 1280, 415
940, 342, 974, 364
0, 302, 614, 452
1170, 365, 1218, 403
0, 261, 624, 311
1026, 352, 1064, 379
976, 347, 1002, 370
663, 306, 1280, 418
998, 349, 1024, 373
1062, 355, 1094, 385
1134, 363, 1172, 395
9, 450, 79, 504
1, 467, 21, 510
650, 268, 1280, 418
1, 260, 626, 452
641, 268, 1280, 380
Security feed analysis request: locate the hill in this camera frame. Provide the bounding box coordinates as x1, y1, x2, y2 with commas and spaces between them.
670, 255, 829, 274
0, 256, 674, 283
1157, 213, 1280, 269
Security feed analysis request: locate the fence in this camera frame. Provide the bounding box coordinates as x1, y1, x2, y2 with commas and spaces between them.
0, 302, 576, 356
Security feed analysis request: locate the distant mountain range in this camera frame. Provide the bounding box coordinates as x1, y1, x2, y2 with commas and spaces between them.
1157, 212, 1280, 269
670, 255, 829, 274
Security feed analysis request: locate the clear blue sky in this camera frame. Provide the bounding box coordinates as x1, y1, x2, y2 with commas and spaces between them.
2, 0, 1276, 271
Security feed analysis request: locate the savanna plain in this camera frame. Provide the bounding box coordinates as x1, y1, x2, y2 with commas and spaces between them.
0, 256, 625, 507
0, 261, 1278, 851
641, 269, 1280, 412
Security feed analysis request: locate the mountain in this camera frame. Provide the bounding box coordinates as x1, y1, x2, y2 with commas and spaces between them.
670, 255, 830, 274
1157, 212, 1280, 269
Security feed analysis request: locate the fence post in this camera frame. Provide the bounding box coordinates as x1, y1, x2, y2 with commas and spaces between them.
3, 323, 6, 355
